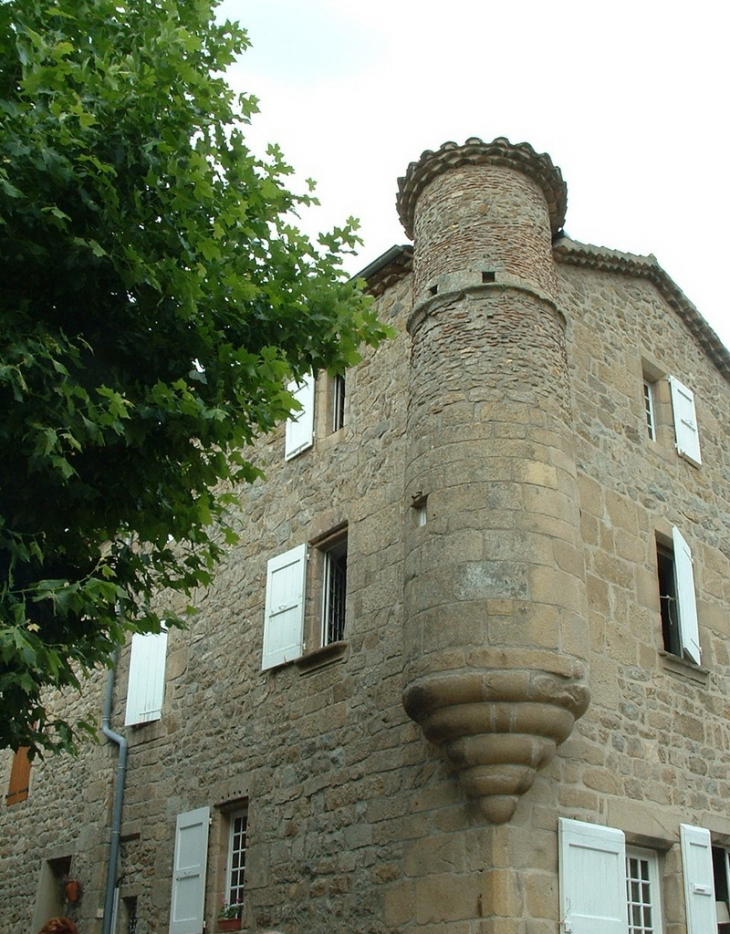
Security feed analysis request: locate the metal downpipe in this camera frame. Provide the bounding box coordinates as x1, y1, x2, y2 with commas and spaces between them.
100, 652, 128, 934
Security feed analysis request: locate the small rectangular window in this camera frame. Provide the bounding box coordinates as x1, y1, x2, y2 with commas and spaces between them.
657, 543, 680, 657
322, 537, 347, 645
122, 896, 138, 934
713, 846, 730, 928
643, 380, 656, 441
626, 847, 662, 934
226, 808, 248, 916
31, 855, 72, 931
331, 372, 346, 433
656, 528, 701, 665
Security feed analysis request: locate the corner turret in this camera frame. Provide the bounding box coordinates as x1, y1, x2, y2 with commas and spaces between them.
400, 138, 589, 823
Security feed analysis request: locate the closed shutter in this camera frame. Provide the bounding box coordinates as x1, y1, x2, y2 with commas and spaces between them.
284, 373, 315, 459
5, 747, 31, 805
262, 544, 306, 670
170, 806, 210, 934
673, 527, 701, 665
669, 376, 701, 466
559, 818, 628, 934
124, 629, 168, 725
680, 824, 716, 934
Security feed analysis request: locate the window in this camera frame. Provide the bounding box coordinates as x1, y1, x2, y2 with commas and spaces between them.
643, 380, 657, 441
124, 628, 168, 725
627, 847, 662, 934
121, 896, 138, 934
713, 846, 730, 930
5, 746, 31, 805
668, 375, 701, 466
560, 820, 665, 934
170, 806, 210, 934
261, 530, 348, 671
656, 528, 701, 665
284, 373, 315, 459
322, 537, 347, 645
330, 372, 346, 433
411, 492, 428, 527
226, 808, 248, 915
560, 820, 727, 934
30, 856, 72, 932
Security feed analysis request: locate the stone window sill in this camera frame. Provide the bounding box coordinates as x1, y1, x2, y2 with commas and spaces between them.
659, 650, 709, 685
296, 640, 348, 673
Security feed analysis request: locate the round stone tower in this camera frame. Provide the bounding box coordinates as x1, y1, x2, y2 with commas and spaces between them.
399, 138, 590, 823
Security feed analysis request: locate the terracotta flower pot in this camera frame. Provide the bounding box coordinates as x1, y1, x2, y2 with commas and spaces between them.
64, 879, 81, 902
217, 918, 241, 932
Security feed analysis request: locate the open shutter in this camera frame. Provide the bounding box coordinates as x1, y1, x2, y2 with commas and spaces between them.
125, 629, 168, 725
673, 527, 701, 665
669, 376, 701, 465
284, 373, 315, 459
262, 544, 306, 670
559, 818, 628, 934
681, 824, 716, 934
170, 806, 209, 934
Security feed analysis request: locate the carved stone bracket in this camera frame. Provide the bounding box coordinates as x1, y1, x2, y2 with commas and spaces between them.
403, 664, 590, 823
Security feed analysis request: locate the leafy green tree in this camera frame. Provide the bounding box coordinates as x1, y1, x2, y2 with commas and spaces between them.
0, 0, 388, 755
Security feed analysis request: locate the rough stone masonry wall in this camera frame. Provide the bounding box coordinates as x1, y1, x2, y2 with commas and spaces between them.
2, 245, 730, 934
410, 165, 558, 299
0, 272, 446, 934
509, 260, 730, 934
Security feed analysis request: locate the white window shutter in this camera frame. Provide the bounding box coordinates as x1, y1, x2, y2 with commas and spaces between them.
680, 824, 716, 934
669, 376, 702, 465
124, 630, 168, 725
169, 806, 210, 934
262, 543, 306, 670
673, 527, 701, 665
559, 818, 628, 934
284, 373, 315, 459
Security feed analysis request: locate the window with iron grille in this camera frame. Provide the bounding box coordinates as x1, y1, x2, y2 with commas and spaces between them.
322, 538, 347, 645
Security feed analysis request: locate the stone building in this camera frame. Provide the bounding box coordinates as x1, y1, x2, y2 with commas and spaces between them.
2, 137, 730, 934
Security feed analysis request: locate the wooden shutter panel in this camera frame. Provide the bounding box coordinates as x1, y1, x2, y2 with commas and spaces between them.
124, 630, 168, 725
170, 806, 210, 934
669, 376, 702, 465
5, 747, 31, 805
262, 544, 306, 670
284, 373, 315, 460
673, 527, 701, 665
559, 818, 628, 934
680, 824, 716, 934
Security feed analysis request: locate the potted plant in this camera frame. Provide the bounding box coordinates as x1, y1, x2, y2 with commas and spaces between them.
217, 899, 243, 932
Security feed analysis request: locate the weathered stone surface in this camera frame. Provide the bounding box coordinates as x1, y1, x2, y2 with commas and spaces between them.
2, 137, 730, 934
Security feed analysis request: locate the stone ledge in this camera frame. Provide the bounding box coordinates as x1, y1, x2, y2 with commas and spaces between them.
296, 640, 348, 673
658, 650, 709, 684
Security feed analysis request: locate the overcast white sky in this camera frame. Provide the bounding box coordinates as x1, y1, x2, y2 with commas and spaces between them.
218, 0, 730, 351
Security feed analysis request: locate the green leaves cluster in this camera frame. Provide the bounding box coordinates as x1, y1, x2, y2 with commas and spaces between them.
0, 0, 389, 755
